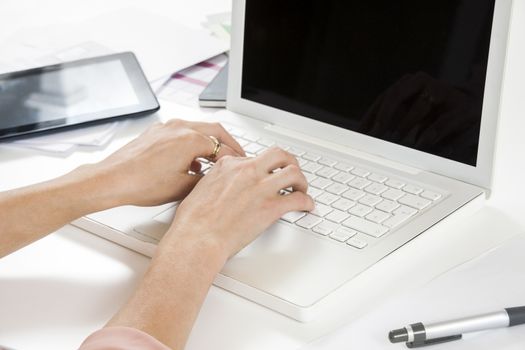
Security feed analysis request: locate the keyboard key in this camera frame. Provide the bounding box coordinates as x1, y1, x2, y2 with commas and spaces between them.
296, 214, 323, 229
311, 177, 333, 189
382, 188, 405, 201
313, 220, 339, 236
342, 216, 389, 238
257, 138, 275, 147
359, 194, 382, 207
342, 188, 366, 201
275, 143, 290, 151
366, 210, 390, 224
297, 158, 308, 167
398, 194, 431, 210
332, 198, 356, 211
316, 167, 339, 179
227, 127, 245, 137
326, 209, 350, 223
403, 184, 424, 195
348, 204, 373, 217
385, 179, 405, 189
236, 138, 250, 147
245, 143, 265, 154
375, 200, 400, 213
302, 162, 323, 173
330, 228, 357, 242
364, 183, 388, 195
347, 236, 368, 249
348, 177, 372, 190
243, 133, 259, 142
351, 168, 371, 177
303, 153, 321, 161
316, 192, 339, 205
393, 205, 419, 217
313, 222, 335, 236
304, 172, 318, 182
368, 173, 388, 183
307, 187, 323, 199
326, 183, 349, 195
332, 172, 355, 184
383, 214, 412, 228
334, 163, 354, 172
288, 147, 306, 157
311, 203, 333, 217
318, 157, 337, 167
281, 211, 306, 223
421, 190, 442, 201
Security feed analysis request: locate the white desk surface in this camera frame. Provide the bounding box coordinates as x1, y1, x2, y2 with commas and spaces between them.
1, 1, 525, 350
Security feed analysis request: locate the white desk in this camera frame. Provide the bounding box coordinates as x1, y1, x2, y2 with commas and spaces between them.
1, 1, 524, 350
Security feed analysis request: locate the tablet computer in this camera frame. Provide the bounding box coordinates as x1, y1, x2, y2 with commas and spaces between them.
0, 52, 159, 140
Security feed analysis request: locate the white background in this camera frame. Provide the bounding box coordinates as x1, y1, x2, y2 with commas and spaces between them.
0, 1, 524, 350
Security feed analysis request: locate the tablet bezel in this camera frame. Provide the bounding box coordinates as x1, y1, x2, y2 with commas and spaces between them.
0, 52, 159, 140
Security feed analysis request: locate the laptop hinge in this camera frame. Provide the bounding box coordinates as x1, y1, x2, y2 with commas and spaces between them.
265, 124, 421, 175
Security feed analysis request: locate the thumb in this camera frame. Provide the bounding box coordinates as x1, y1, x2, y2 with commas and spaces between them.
176, 172, 204, 198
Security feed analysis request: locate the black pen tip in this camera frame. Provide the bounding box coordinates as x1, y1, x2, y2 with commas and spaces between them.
389, 328, 409, 343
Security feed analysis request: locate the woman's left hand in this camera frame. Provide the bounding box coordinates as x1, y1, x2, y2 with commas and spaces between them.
89, 119, 245, 207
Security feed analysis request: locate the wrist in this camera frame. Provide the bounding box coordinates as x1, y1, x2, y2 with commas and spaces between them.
157, 226, 229, 274
59, 163, 126, 215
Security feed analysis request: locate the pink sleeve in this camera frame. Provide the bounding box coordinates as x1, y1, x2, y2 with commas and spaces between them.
79, 327, 171, 350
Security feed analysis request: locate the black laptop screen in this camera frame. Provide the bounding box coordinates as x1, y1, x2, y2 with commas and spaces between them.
241, 0, 496, 166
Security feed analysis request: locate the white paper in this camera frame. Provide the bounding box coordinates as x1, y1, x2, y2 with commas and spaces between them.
7, 122, 124, 155
301, 235, 525, 350
2, 8, 229, 82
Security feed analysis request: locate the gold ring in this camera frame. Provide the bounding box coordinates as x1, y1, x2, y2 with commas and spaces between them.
208, 135, 221, 160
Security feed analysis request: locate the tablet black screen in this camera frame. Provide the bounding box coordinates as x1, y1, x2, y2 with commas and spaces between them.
0, 53, 158, 139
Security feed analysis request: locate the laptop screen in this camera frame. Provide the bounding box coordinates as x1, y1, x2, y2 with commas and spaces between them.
241, 0, 496, 166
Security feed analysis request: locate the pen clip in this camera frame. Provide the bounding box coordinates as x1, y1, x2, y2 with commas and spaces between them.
406, 334, 462, 348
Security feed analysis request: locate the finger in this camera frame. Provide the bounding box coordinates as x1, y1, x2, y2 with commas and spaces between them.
267, 164, 308, 194
188, 121, 246, 156
209, 142, 241, 162
256, 147, 300, 173
278, 191, 315, 215
191, 132, 241, 161
190, 160, 202, 173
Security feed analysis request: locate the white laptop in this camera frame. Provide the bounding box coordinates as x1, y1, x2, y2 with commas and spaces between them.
73, 0, 512, 322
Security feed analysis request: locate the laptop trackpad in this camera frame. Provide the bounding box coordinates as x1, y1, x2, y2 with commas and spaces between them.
220, 221, 366, 308
135, 210, 368, 308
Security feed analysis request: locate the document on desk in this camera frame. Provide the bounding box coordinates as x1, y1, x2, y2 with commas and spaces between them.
0, 8, 228, 81
301, 235, 525, 350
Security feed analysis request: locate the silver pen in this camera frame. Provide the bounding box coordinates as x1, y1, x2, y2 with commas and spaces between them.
389, 306, 525, 348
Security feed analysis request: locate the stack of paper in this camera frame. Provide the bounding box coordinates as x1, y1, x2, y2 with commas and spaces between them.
7, 122, 125, 156
155, 54, 228, 108
0, 8, 229, 81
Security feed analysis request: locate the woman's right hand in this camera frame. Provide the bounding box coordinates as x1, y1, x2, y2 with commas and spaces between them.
107, 147, 313, 349
164, 147, 315, 259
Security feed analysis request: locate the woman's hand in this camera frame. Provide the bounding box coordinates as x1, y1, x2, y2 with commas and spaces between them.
108, 147, 314, 349
0, 119, 244, 258
166, 146, 315, 259
92, 119, 245, 208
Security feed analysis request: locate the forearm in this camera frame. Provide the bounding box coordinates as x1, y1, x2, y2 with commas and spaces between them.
0, 164, 118, 258
107, 229, 227, 349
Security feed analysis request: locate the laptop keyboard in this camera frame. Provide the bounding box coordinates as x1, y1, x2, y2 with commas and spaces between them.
209, 124, 445, 251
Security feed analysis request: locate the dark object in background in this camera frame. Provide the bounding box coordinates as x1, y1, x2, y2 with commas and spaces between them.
199, 62, 228, 108
0, 52, 159, 141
